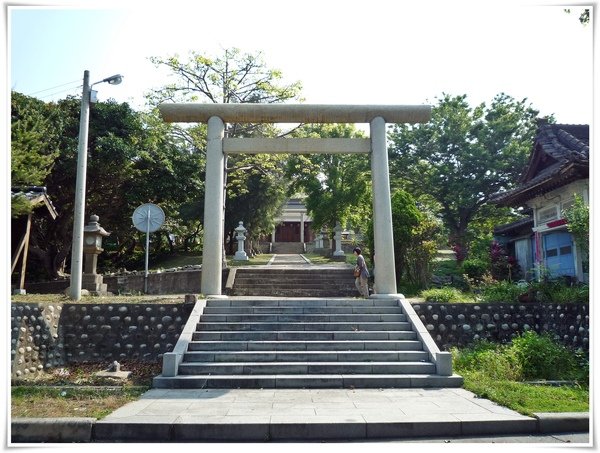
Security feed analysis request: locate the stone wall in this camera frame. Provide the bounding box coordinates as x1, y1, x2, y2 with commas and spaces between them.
11, 300, 589, 380
23, 269, 229, 295
11, 302, 193, 379
412, 302, 589, 351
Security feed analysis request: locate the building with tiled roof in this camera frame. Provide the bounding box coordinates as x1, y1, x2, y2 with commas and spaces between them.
492, 122, 589, 282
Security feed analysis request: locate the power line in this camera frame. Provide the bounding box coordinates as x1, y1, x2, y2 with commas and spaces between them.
27, 79, 81, 96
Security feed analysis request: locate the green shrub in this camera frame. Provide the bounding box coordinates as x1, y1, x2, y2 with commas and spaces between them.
479, 280, 523, 303
470, 349, 522, 381
453, 333, 588, 384
452, 340, 522, 380
508, 331, 586, 381
461, 258, 488, 280
529, 280, 589, 303
432, 259, 462, 277
550, 285, 589, 303
421, 287, 472, 303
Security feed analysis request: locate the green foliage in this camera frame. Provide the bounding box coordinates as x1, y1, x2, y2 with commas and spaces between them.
461, 258, 488, 280
432, 259, 462, 277
364, 190, 443, 287
479, 280, 523, 303
489, 240, 519, 281
389, 93, 540, 261
420, 287, 472, 303
509, 331, 587, 381
150, 48, 304, 256
11, 194, 33, 218
528, 280, 589, 303
453, 332, 588, 383
286, 123, 371, 237
562, 194, 589, 272
405, 212, 441, 287
453, 341, 522, 381
389, 190, 421, 279
149, 47, 302, 107
457, 370, 589, 416
11, 91, 60, 186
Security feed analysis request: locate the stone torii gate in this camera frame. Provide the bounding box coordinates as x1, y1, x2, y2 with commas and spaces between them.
159, 104, 431, 298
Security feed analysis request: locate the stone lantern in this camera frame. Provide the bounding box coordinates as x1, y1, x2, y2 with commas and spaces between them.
333, 222, 345, 257
82, 214, 110, 294
234, 221, 249, 261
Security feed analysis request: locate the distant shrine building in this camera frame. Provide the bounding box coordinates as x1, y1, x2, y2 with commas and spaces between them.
272, 198, 314, 244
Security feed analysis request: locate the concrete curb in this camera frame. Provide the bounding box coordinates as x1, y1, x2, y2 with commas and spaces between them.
10, 413, 589, 443
11, 417, 95, 443
534, 412, 590, 433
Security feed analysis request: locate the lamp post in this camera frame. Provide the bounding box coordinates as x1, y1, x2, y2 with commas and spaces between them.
69, 70, 123, 301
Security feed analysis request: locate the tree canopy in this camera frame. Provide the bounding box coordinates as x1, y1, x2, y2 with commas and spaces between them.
286, 123, 372, 235
388, 93, 540, 261
149, 48, 304, 255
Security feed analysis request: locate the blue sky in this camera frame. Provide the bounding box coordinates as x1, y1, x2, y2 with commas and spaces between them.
6, 0, 595, 125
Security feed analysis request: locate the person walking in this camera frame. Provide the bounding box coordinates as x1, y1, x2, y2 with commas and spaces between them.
353, 247, 370, 298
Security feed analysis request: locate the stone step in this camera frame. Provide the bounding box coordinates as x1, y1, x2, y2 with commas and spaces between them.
206, 299, 400, 307
203, 306, 403, 314
154, 296, 462, 390
230, 289, 358, 297
234, 268, 352, 275
192, 330, 418, 341
233, 277, 354, 284
199, 314, 407, 323
233, 279, 354, 291
177, 361, 436, 375
183, 350, 430, 362
153, 374, 463, 389
187, 340, 423, 351
271, 244, 304, 253
196, 322, 412, 331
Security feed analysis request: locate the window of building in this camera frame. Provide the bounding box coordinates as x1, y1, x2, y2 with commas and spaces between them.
538, 206, 558, 224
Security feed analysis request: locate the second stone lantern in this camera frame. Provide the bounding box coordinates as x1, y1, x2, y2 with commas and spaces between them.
82, 214, 110, 295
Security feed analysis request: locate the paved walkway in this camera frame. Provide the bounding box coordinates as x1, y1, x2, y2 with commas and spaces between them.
266, 254, 352, 268
267, 254, 311, 266
91, 387, 545, 441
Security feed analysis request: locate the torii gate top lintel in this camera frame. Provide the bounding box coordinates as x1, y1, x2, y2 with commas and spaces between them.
159, 103, 431, 124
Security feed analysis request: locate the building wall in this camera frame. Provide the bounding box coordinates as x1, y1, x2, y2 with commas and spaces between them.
526, 180, 589, 282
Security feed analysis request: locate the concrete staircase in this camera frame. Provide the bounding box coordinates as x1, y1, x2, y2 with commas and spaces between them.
272, 242, 304, 253
229, 267, 357, 297
153, 297, 463, 389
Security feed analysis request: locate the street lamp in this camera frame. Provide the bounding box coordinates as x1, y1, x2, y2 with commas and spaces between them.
69, 70, 123, 300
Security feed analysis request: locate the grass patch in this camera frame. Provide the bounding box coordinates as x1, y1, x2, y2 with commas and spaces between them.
303, 254, 348, 265
452, 333, 589, 416
420, 287, 474, 303
459, 371, 589, 416
11, 386, 148, 419
153, 252, 202, 269
11, 293, 186, 304
11, 361, 161, 419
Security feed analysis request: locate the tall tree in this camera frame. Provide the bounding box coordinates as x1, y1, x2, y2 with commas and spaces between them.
286, 124, 372, 236
15, 95, 202, 278
11, 92, 61, 216
388, 93, 539, 262
149, 48, 304, 257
